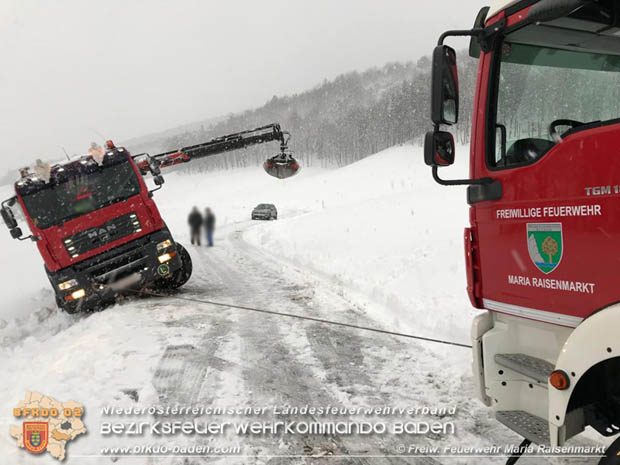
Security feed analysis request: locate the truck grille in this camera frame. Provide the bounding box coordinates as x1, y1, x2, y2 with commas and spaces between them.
63, 213, 141, 257
72, 233, 150, 284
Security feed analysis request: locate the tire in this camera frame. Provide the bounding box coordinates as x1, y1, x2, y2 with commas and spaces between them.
600, 436, 620, 464
160, 243, 192, 290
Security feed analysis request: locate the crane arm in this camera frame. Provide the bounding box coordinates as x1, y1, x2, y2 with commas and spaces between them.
135, 123, 289, 174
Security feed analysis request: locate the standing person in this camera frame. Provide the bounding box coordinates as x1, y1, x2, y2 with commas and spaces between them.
188, 207, 203, 246
204, 208, 216, 247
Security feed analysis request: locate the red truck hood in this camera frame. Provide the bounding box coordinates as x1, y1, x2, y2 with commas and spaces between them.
36, 194, 163, 272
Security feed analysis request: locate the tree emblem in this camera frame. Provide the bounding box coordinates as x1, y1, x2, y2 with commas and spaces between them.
541, 236, 559, 264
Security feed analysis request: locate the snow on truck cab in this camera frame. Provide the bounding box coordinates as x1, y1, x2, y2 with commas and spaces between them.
1, 124, 297, 313
425, 0, 620, 462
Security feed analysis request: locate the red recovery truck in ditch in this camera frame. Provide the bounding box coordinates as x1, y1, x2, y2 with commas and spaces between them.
425, 0, 620, 463
1, 124, 297, 314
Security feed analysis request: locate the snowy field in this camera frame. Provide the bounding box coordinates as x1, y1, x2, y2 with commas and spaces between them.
0, 145, 604, 464
158, 144, 477, 344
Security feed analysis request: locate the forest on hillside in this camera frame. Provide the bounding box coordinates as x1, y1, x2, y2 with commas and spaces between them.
155, 52, 479, 173
155, 39, 620, 175
0, 51, 477, 184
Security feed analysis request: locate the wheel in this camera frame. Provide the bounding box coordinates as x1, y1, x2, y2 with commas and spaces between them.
160, 243, 192, 289
600, 436, 620, 464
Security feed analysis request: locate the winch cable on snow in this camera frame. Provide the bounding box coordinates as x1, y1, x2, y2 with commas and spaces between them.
130, 288, 472, 349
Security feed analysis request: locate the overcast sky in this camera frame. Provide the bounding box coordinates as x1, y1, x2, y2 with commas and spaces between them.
0, 0, 486, 168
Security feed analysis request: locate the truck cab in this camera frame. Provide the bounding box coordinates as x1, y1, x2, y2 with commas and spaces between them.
2, 147, 188, 313
425, 0, 620, 459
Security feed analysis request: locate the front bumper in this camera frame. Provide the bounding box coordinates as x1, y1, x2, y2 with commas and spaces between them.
46, 228, 182, 311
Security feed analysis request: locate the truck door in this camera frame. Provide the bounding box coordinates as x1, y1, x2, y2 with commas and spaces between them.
472, 40, 620, 327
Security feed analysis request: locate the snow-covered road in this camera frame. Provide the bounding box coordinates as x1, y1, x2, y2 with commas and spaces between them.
140, 220, 460, 463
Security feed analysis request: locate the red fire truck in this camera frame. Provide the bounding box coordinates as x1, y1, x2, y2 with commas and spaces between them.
425, 0, 620, 463
1, 124, 297, 313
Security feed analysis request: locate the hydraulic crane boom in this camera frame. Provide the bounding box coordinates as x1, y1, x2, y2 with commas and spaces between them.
135, 123, 291, 175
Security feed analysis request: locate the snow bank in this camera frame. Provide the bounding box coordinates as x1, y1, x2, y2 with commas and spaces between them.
241, 145, 479, 344
0, 183, 52, 322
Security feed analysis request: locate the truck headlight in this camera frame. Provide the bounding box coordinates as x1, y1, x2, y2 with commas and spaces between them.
64, 288, 86, 301
158, 251, 176, 263
58, 279, 78, 291
156, 239, 173, 251
72, 289, 86, 300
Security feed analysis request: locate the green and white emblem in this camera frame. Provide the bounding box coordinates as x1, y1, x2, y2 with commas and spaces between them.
157, 263, 171, 276
527, 223, 563, 274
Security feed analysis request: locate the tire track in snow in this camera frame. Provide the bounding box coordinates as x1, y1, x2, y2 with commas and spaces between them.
195, 233, 359, 462
229, 223, 600, 465
181, 225, 443, 464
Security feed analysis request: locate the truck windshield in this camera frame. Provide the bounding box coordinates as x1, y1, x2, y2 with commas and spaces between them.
22, 161, 141, 229
491, 43, 620, 168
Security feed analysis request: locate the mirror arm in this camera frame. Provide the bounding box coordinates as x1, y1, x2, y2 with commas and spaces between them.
438, 19, 505, 52
438, 28, 484, 45
148, 185, 163, 196
432, 166, 493, 186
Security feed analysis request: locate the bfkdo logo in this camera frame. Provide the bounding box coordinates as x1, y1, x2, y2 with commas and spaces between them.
10, 391, 86, 461
23, 422, 48, 453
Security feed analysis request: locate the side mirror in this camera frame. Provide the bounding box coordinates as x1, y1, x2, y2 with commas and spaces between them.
2, 198, 33, 240
424, 131, 455, 167
149, 159, 162, 176
431, 45, 459, 125
1, 206, 18, 230
154, 175, 165, 186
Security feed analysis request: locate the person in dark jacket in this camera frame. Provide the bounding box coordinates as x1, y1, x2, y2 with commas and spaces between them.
188, 207, 203, 245
204, 208, 216, 247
